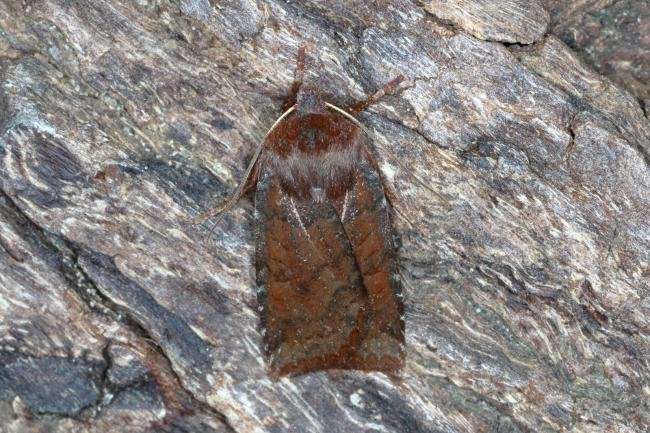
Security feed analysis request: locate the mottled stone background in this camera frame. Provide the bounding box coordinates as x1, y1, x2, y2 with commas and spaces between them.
0, 1, 648, 432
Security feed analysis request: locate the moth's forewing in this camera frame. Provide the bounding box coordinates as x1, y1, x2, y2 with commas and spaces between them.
254, 112, 404, 376
334, 162, 405, 364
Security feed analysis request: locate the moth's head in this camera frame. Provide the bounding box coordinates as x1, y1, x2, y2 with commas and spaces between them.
296, 85, 326, 114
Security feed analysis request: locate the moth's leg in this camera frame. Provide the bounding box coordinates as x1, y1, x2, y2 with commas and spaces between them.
346, 75, 404, 114
190, 146, 264, 225
281, 45, 306, 112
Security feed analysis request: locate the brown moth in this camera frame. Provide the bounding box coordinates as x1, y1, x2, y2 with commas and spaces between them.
194, 47, 405, 376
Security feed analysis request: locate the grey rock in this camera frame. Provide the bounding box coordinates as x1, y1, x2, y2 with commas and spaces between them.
423, 0, 550, 44
0, 356, 101, 415
105, 344, 149, 388
544, 0, 650, 114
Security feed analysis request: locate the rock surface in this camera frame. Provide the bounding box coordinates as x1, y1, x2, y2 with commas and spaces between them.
543, 0, 650, 115
0, 1, 648, 432
423, 0, 550, 44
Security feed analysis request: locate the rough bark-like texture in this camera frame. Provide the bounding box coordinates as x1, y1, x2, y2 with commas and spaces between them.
543, 0, 650, 115
1, 1, 648, 432
423, 0, 550, 44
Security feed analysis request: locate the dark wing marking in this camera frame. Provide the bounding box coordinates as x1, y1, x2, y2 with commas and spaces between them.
255, 171, 368, 375
255, 161, 403, 376
335, 161, 405, 350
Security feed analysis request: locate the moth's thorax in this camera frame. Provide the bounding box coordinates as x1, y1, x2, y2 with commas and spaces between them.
264, 111, 366, 201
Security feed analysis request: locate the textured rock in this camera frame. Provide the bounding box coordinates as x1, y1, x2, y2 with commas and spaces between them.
0, 1, 648, 432
544, 0, 650, 115
423, 0, 550, 44
0, 356, 101, 415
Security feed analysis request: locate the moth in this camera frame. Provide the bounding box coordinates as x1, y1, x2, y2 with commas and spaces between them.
194, 47, 405, 376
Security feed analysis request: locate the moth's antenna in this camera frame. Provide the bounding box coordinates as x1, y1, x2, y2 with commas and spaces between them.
192, 106, 297, 245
